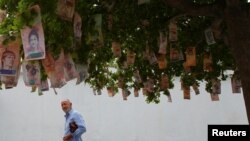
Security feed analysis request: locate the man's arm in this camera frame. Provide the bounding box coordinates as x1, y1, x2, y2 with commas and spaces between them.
71, 112, 86, 137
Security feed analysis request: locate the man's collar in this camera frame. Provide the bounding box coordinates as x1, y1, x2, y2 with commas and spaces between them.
64, 109, 73, 117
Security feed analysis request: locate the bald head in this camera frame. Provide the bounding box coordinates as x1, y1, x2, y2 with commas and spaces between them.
61, 99, 72, 113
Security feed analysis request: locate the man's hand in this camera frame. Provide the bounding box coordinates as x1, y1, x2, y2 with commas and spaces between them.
63, 134, 73, 141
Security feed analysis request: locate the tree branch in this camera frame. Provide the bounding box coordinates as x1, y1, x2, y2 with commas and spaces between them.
163, 0, 224, 17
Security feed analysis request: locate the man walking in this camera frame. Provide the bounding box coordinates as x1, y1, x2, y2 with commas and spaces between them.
61, 99, 86, 141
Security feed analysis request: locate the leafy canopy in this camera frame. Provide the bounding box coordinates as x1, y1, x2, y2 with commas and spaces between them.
0, 0, 242, 103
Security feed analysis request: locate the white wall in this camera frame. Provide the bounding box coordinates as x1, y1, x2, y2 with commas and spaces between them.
0, 77, 248, 141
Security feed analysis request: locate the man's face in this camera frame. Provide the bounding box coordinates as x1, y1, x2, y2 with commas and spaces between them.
4, 54, 15, 67
61, 100, 72, 113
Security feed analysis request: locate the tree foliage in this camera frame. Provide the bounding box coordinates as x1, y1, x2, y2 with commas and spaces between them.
0, 0, 249, 103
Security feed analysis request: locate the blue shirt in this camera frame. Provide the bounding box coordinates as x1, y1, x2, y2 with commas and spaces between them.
64, 109, 86, 141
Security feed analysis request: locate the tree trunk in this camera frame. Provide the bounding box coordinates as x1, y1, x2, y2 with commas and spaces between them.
225, 7, 250, 124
